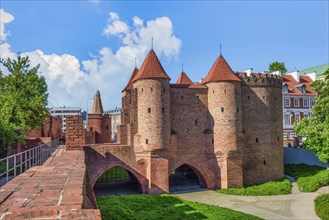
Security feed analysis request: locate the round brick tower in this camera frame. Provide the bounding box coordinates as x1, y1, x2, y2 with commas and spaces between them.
241, 74, 283, 185
132, 49, 171, 152
202, 55, 243, 188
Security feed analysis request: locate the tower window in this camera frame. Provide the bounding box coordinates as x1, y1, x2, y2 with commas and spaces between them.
151, 87, 153, 92
277, 136, 280, 141
221, 107, 224, 113
106, 125, 109, 130
148, 108, 151, 113
247, 96, 250, 99
195, 119, 198, 125
146, 139, 148, 144
256, 138, 259, 143
212, 139, 214, 144
224, 89, 226, 93
90, 127, 93, 132
263, 160, 266, 165
263, 96, 265, 99
213, 90, 215, 94
142, 88, 143, 92
181, 95, 184, 99
162, 108, 165, 114
237, 107, 239, 112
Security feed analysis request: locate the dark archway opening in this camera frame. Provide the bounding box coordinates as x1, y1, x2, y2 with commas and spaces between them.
169, 164, 207, 193
93, 166, 142, 196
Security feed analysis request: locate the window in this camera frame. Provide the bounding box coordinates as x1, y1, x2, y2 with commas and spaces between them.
162, 108, 165, 114
303, 98, 308, 107
247, 96, 250, 99
277, 136, 280, 142
151, 88, 153, 91
304, 112, 309, 119
282, 84, 288, 93
148, 108, 151, 113
146, 139, 148, 144
295, 113, 300, 122
90, 127, 93, 132
221, 107, 224, 112
237, 107, 239, 112
256, 138, 259, 143
181, 95, 184, 99
224, 89, 226, 93
311, 99, 316, 107
263, 160, 266, 165
294, 98, 299, 107
212, 139, 214, 144
195, 119, 198, 125
284, 98, 290, 107
106, 125, 109, 130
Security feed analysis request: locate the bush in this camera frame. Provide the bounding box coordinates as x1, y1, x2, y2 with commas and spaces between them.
285, 164, 329, 192
217, 178, 291, 196
314, 194, 329, 220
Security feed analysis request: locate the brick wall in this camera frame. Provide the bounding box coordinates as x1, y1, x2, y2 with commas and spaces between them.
66, 115, 85, 150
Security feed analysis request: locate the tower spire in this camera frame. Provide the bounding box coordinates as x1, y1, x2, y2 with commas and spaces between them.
220, 44, 222, 56
182, 62, 184, 72
151, 37, 154, 50
135, 57, 137, 68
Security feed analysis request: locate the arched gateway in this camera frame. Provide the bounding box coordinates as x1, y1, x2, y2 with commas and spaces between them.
93, 166, 143, 196
169, 164, 207, 193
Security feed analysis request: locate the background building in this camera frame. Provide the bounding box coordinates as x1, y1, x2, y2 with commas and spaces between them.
299, 63, 328, 81
282, 71, 317, 147
49, 107, 82, 134
105, 107, 121, 142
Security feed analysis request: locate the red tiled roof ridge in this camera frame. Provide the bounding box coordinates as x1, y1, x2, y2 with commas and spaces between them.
175, 71, 194, 85
132, 49, 170, 82
122, 67, 139, 92
201, 55, 240, 84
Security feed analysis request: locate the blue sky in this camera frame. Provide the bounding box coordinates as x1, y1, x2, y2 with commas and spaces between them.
1, 1, 328, 110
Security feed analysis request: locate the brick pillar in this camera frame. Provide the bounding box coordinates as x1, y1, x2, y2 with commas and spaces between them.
66, 115, 85, 150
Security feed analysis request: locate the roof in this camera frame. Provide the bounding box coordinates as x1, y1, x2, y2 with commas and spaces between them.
122, 67, 138, 92
175, 71, 194, 85
299, 63, 329, 77
281, 75, 317, 95
91, 90, 104, 114
201, 55, 240, 84
132, 49, 170, 82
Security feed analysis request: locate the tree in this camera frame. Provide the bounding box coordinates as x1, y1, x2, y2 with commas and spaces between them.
294, 68, 329, 163
269, 61, 287, 74
0, 55, 48, 151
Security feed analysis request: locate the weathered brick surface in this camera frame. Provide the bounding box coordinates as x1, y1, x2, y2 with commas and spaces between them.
65, 115, 85, 150
0, 147, 101, 220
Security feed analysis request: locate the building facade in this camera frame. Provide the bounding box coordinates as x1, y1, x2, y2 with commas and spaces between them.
105, 107, 121, 142
49, 107, 82, 134
282, 72, 317, 146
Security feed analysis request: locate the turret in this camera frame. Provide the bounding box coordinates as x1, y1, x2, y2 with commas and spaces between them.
87, 90, 111, 143
202, 55, 243, 188
133, 49, 171, 153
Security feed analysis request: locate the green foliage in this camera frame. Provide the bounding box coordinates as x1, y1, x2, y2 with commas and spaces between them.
294, 69, 329, 163
97, 166, 129, 183
96, 194, 263, 220
314, 193, 329, 220
217, 178, 291, 196
269, 61, 287, 74
285, 164, 329, 192
0, 55, 48, 149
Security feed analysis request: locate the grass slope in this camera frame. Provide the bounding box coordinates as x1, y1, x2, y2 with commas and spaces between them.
314, 194, 329, 220
285, 164, 329, 192
97, 194, 263, 220
217, 178, 291, 196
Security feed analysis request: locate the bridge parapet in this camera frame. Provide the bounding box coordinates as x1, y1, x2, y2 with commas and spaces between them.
0, 147, 101, 220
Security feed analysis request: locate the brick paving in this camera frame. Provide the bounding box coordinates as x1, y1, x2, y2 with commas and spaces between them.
0, 147, 101, 220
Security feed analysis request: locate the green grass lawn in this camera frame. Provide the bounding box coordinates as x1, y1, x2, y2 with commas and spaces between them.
314, 193, 329, 220
96, 194, 263, 220
284, 164, 329, 192
217, 178, 291, 196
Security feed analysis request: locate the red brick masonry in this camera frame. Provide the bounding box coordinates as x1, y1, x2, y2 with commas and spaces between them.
0, 147, 101, 220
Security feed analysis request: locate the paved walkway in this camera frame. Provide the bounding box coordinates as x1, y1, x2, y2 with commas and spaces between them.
178, 186, 329, 220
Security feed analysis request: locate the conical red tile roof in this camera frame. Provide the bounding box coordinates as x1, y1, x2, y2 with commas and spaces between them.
132, 49, 170, 82
201, 55, 240, 84
122, 67, 139, 92
176, 71, 194, 85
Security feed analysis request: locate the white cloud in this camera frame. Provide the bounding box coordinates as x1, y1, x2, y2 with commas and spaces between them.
0, 9, 14, 41
0, 10, 182, 110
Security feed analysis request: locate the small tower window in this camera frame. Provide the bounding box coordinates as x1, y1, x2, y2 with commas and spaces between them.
148, 108, 151, 113
213, 90, 215, 94
211, 139, 214, 144
181, 95, 184, 99
277, 136, 280, 141
151, 87, 153, 92
224, 89, 226, 93
237, 107, 239, 112
195, 119, 198, 125
221, 107, 224, 113
106, 125, 109, 130
146, 139, 148, 144
90, 127, 93, 132
142, 88, 144, 92
263, 96, 265, 99
263, 160, 266, 165
162, 108, 165, 114
247, 96, 250, 99
256, 138, 259, 143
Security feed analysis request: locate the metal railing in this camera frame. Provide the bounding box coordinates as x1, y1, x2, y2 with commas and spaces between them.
0, 139, 59, 187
